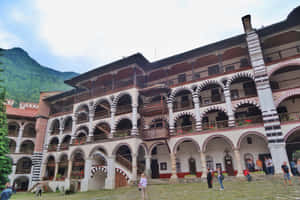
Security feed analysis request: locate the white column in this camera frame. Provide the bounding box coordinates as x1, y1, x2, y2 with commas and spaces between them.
67, 160, 73, 179
71, 115, 77, 144
145, 155, 151, 178
168, 101, 175, 134
131, 90, 139, 135
105, 156, 116, 189
54, 162, 59, 180
169, 153, 178, 182
15, 125, 24, 153
81, 159, 92, 192
224, 88, 235, 127
110, 106, 116, 138
234, 149, 243, 176
200, 151, 207, 178
87, 113, 94, 142
132, 153, 137, 182
192, 93, 201, 131
268, 143, 289, 174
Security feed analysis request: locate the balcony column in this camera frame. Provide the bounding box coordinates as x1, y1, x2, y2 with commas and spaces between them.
87, 112, 95, 142
67, 160, 73, 179
200, 151, 207, 178
40, 162, 47, 180
132, 153, 137, 183
59, 117, 64, 135
110, 106, 116, 138
71, 115, 77, 144
234, 149, 243, 176
15, 125, 24, 153
224, 88, 235, 127
131, 90, 139, 135
54, 162, 59, 180
169, 153, 178, 183
167, 101, 175, 135
105, 155, 116, 189
145, 155, 152, 178
192, 92, 201, 131
81, 158, 92, 192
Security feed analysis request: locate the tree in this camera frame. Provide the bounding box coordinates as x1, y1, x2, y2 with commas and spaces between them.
0, 51, 12, 189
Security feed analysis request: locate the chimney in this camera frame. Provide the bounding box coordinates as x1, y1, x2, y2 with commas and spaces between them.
242, 15, 253, 33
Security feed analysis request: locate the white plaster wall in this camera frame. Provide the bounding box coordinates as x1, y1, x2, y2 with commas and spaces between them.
88, 172, 106, 190
176, 142, 201, 173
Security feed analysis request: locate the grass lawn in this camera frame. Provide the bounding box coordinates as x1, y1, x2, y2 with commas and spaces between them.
11, 177, 300, 200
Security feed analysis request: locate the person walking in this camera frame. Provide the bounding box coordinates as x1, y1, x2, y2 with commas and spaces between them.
207, 169, 213, 189
0, 183, 13, 200
264, 157, 269, 175
269, 158, 275, 175
217, 167, 224, 190
139, 173, 148, 200
281, 161, 292, 185
35, 184, 42, 197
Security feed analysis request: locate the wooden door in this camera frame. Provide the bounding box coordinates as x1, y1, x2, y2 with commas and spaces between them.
224, 155, 235, 176
115, 171, 128, 188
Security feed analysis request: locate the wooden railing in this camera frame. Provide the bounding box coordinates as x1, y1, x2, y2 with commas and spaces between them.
235, 116, 263, 126
94, 110, 110, 120
264, 45, 300, 64
8, 130, 18, 137
113, 129, 131, 138
176, 125, 195, 135
202, 120, 229, 130
141, 128, 169, 140
115, 105, 132, 115
140, 102, 168, 116
116, 155, 132, 171
16, 169, 31, 174
279, 112, 300, 122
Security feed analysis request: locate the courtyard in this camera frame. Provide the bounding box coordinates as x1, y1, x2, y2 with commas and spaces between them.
11, 177, 300, 200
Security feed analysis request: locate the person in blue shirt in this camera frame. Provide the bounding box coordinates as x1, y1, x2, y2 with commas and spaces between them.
0, 183, 13, 200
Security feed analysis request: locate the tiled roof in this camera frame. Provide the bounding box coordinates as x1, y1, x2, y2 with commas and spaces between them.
6, 105, 38, 118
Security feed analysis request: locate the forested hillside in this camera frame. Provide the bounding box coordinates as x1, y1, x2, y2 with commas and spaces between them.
0, 48, 78, 105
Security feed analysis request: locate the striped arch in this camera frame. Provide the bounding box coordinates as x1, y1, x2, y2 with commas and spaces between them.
112, 92, 132, 107
90, 166, 107, 178
92, 119, 111, 133
268, 60, 300, 77
114, 116, 132, 128
226, 71, 255, 89
275, 88, 300, 107
174, 111, 196, 123
75, 103, 89, 114
89, 145, 108, 158
200, 105, 228, 119
233, 99, 260, 113
196, 79, 224, 94
75, 125, 89, 136
115, 168, 130, 182
202, 134, 235, 152
70, 147, 86, 161
173, 137, 201, 154
93, 97, 112, 110
169, 86, 194, 103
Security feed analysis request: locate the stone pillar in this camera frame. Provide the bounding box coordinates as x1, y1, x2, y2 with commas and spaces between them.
242, 15, 289, 173
87, 113, 94, 142
145, 155, 152, 178
40, 163, 47, 180
234, 149, 243, 176
59, 117, 64, 135
67, 160, 73, 179
192, 93, 201, 131
81, 159, 92, 192
169, 153, 178, 182
131, 105, 138, 135
167, 101, 175, 134
54, 162, 59, 180
71, 115, 77, 144
110, 106, 116, 138
200, 151, 207, 178
105, 156, 116, 189
132, 153, 137, 183
224, 88, 235, 127
15, 125, 24, 153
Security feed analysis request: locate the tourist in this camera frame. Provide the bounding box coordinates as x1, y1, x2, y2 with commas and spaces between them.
35, 184, 42, 197
268, 158, 275, 175
139, 173, 148, 200
281, 161, 292, 185
244, 168, 252, 182
264, 157, 269, 174
0, 183, 13, 200
207, 168, 213, 188
290, 160, 297, 175
256, 159, 263, 171
297, 159, 300, 176
217, 167, 224, 190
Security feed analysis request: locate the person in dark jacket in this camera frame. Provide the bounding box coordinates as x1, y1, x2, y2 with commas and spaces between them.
207, 169, 213, 188
0, 183, 13, 200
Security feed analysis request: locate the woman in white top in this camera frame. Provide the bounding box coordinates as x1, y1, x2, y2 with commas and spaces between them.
139, 173, 148, 200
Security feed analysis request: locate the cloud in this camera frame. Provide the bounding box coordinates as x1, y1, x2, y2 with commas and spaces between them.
0, 24, 22, 49
33, 0, 293, 72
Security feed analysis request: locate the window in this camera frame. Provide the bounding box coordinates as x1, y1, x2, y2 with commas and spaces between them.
178, 74, 186, 83
211, 88, 221, 102
208, 65, 220, 76
247, 137, 252, 144
243, 82, 257, 96
225, 65, 235, 72
206, 156, 214, 170
240, 58, 249, 68
160, 162, 167, 170
231, 89, 239, 99
193, 72, 201, 80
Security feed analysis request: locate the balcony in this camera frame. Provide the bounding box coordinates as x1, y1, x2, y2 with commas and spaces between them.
8, 129, 18, 137
176, 125, 195, 135
60, 143, 69, 151
235, 116, 263, 127
141, 128, 169, 140
279, 112, 300, 123
264, 45, 300, 64
114, 129, 131, 138
202, 120, 229, 131
115, 105, 131, 115
94, 110, 110, 120
140, 102, 168, 116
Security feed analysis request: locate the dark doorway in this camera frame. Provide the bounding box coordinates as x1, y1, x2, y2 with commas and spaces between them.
151, 159, 159, 178
224, 154, 234, 176
188, 158, 196, 175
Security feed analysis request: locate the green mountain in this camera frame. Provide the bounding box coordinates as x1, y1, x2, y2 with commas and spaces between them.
0, 47, 78, 104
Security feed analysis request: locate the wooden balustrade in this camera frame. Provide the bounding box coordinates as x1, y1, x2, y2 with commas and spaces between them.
141, 128, 169, 140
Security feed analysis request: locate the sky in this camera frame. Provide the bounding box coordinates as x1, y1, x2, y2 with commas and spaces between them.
0, 0, 299, 73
